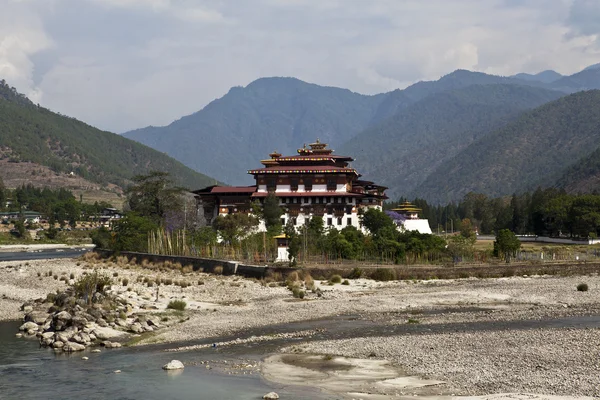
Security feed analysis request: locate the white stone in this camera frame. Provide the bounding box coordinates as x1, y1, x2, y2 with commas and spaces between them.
19, 321, 39, 331
162, 360, 185, 370
263, 392, 279, 400
63, 341, 86, 352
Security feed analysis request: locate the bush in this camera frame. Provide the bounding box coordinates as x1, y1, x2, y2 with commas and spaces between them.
213, 266, 223, 275
577, 283, 589, 292
73, 270, 112, 304
348, 267, 363, 279
329, 275, 342, 284
70, 272, 75, 280
122, 278, 129, 286
370, 268, 397, 282
167, 300, 187, 311
342, 279, 350, 285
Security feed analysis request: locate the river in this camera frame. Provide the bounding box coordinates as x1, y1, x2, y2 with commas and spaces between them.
0, 320, 330, 400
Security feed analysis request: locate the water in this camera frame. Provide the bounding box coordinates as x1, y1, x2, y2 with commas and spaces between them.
0, 321, 327, 400
0, 248, 91, 262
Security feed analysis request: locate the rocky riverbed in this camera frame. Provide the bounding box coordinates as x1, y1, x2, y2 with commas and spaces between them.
1, 255, 599, 398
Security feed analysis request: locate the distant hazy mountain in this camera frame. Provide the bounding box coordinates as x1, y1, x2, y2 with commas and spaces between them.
340, 84, 565, 200
414, 90, 600, 203
512, 70, 563, 83
551, 67, 600, 92
122, 71, 551, 186
583, 63, 600, 71
124, 77, 391, 185
122, 63, 600, 199
0, 80, 216, 192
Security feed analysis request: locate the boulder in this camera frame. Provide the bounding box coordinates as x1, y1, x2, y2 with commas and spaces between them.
93, 327, 124, 340
54, 311, 72, 321
63, 342, 86, 352
116, 319, 128, 328
162, 360, 185, 370
19, 321, 39, 331
91, 349, 101, 353
25, 311, 49, 324
22, 305, 33, 313
72, 332, 91, 345
129, 322, 144, 333
263, 393, 279, 400
52, 341, 64, 349
96, 318, 108, 327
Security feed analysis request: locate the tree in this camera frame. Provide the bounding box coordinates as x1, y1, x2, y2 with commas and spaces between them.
494, 229, 521, 263
213, 213, 259, 245
0, 176, 5, 210
284, 220, 300, 266
126, 171, 184, 225
361, 208, 397, 238
111, 213, 158, 252
261, 192, 283, 236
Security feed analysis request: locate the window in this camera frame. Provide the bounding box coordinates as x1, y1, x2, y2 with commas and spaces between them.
327, 179, 336, 191
303, 197, 309, 204
292, 217, 297, 226
290, 178, 298, 192
327, 218, 332, 226
267, 178, 277, 191
337, 217, 342, 226
347, 217, 352, 226
281, 218, 286, 226
304, 178, 313, 192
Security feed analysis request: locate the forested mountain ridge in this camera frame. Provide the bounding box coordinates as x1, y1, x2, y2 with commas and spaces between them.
414, 90, 600, 203
124, 77, 389, 185
340, 84, 566, 199
122, 70, 569, 186
0, 80, 216, 194
556, 145, 600, 194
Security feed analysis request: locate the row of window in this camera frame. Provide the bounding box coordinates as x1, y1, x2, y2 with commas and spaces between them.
280, 197, 354, 204
282, 217, 353, 226
267, 179, 338, 192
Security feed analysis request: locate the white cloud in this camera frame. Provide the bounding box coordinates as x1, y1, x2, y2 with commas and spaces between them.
1, 0, 599, 133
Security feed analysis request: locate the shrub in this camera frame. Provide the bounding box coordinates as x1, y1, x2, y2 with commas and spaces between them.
165, 278, 173, 285
122, 278, 129, 286
407, 318, 420, 324
113, 272, 119, 277
118, 311, 126, 320
73, 270, 112, 304
348, 267, 363, 279
198, 280, 204, 285
370, 268, 397, 282
182, 265, 193, 274
298, 290, 305, 299
53, 275, 58, 280
342, 279, 350, 285
329, 275, 342, 284
577, 283, 589, 292
213, 266, 223, 275
37, 272, 41, 277
167, 300, 187, 311
70, 272, 75, 280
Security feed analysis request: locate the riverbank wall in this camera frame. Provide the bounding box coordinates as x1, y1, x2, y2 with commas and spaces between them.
94, 249, 600, 280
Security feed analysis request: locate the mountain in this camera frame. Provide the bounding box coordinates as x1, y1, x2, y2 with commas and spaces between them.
123, 71, 556, 185
583, 63, 600, 71
124, 77, 389, 185
414, 90, 600, 203
551, 67, 600, 92
339, 84, 565, 200
512, 70, 563, 83
556, 145, 600, 194
0, 80, 216, 199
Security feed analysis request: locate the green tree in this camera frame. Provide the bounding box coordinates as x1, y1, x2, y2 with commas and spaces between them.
361, 208, 397, 238
111, 213, 158, 252
14, 217, 27, 239
261, 192, 283, 236
284, 220, 300, 266
213, 213, 259, 245
0, 176, 5, 210
494, 229, 521, 263
126, 171, 184, 225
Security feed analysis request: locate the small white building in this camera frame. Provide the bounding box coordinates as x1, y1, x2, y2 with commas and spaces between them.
386, 202, 432, 235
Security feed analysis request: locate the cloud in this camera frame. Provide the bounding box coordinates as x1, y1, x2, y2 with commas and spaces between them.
0, 1, 53, 103
1, 0, 600, 133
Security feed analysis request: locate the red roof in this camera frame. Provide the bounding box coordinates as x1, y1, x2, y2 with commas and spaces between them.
248, 166, 357, 174
209, 186, 256, 194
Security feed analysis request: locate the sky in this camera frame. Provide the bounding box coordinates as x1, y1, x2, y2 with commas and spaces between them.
1, 0, 600, 133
